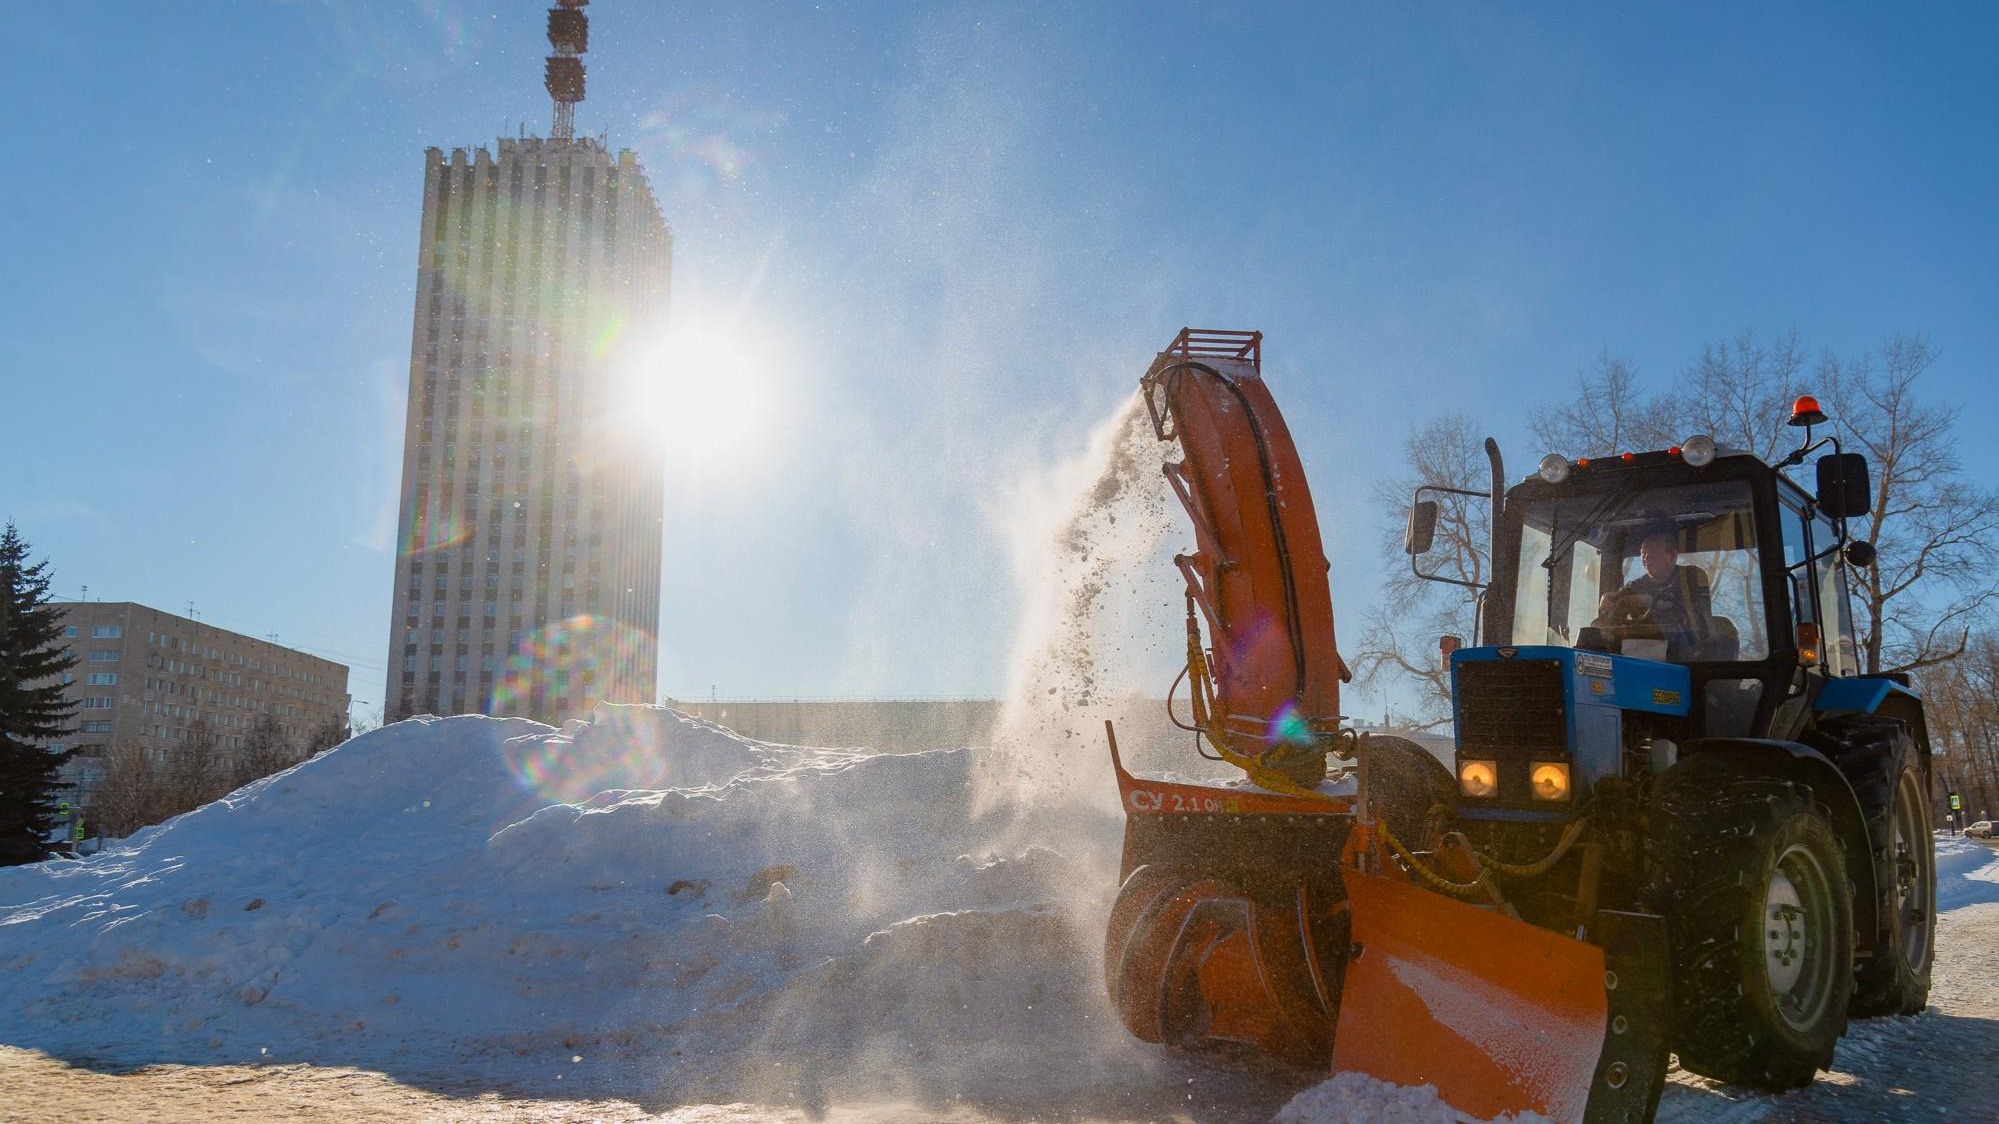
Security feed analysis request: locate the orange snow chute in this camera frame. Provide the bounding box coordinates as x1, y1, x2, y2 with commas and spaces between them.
1141, 330, 1345, 767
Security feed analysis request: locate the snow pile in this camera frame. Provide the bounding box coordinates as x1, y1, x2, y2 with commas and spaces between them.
0, 707, 1162, 1107
1275, 1072, 1554, 1124
4, 713, 1995, 1118
1934, 833, 1999, 911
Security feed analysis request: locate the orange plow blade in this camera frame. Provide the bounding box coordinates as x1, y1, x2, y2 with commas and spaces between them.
1333, 868, 1668, 1124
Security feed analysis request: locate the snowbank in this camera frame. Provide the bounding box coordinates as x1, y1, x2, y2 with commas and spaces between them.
1934, 834, 1999, 911
1275, 1071, 1552, 1124
9, 707, 1990, 1120
0, 707, 1160, 1108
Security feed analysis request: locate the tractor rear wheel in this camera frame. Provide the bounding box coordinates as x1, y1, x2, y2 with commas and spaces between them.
1655, 760, 1852, 1090
1817, 719, 1935, 1016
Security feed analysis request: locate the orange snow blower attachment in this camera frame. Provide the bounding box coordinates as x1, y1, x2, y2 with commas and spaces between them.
1107, 329, 1669, 1124
1140, 330, 1346, 791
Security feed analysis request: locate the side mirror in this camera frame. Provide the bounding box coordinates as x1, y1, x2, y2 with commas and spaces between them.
1404, 500, 1440, 556
1817, 453, 1871, 518
1843, 539, 1876, 568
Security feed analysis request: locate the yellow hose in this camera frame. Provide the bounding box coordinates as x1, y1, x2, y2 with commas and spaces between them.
1183, 623, 1340, 804
1377, 816, 1593, 901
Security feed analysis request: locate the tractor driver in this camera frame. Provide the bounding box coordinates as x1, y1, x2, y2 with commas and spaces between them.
1595, 525, 1715, 659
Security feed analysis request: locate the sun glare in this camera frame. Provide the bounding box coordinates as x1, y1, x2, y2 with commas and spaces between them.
616, 324, 776, 465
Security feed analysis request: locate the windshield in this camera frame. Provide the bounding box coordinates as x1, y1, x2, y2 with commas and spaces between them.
1512, 479, 1769, 662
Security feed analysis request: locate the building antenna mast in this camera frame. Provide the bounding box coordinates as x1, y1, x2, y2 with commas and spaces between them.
544, 1, 589, 141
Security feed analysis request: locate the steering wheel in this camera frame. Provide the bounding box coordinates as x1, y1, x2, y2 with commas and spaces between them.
1594, 590, 1663, 645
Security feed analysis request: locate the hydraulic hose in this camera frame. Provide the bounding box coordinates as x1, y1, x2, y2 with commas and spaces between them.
1376, 816, 1593, 902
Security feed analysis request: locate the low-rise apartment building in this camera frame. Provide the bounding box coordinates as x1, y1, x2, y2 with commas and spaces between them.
48, 602, 351, 800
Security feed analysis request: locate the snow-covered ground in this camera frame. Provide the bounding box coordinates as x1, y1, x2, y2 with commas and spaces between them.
2, 709, 1994, 1123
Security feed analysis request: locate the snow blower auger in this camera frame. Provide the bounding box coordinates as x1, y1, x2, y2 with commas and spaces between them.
1105, 331, 1939, 1123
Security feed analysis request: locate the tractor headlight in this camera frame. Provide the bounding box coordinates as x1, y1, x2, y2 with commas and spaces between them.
1458, 760, 1498, 798
1530, 762, 1572, 801
1680, 434, 1717, 468
1537, 453, 1571, 484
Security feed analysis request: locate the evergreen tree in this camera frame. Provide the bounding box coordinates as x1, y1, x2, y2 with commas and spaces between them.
0, 522, 77, 864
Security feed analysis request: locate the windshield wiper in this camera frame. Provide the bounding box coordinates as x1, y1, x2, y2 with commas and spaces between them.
1542, 477, 1643, 571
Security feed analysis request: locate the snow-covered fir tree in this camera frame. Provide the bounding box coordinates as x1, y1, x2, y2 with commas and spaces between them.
0, 522, 77, 864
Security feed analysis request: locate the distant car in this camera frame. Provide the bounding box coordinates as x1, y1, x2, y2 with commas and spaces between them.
1968, 820, 1996, 839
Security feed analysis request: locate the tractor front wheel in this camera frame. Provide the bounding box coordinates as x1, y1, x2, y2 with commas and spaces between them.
1655, 762, 1852, 1090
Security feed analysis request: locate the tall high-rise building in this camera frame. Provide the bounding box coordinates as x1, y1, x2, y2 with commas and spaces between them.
385, 1, 672, 723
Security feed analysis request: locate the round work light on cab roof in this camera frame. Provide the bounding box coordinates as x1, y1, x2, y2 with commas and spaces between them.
1537, 453, 1570, 483
1681, 434, 1717, 467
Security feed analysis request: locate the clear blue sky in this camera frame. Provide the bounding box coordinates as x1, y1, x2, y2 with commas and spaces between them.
4, 2, 1995, 722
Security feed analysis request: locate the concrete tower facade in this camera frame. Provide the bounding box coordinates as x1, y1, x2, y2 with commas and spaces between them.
384, 135, 672, 723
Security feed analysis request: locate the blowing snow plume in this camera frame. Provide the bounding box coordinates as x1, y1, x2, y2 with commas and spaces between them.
978, 392, 1189, 818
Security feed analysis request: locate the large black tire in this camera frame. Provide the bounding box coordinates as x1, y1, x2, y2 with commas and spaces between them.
1363, 735, 1456, 846
1816, 719, 1935, 1016
1654, 759, 1853, 1089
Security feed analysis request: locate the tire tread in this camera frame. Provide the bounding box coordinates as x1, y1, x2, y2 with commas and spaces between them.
1654, 759, 1852, 1089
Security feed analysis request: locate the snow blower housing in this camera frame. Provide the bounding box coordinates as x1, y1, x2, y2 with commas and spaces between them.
1104, 333, 1937, 1124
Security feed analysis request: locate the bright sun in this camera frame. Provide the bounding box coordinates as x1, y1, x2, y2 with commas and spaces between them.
616, 324, 774, 465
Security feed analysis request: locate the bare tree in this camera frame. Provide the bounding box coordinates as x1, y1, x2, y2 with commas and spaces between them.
230, 712, 296, 788
90, 740, 168, 839
1531, 351, 1676, 457
1823, 333, 1999, 674
169, 718, 230, 808
1351, 413, 1490, 728
1665, 329, 1810, 462
1534, 328, 1995, 676
1533, 332, 1813, 464
1371, 329, 1996, 726
301, 714, 350, 758
1918, 633, 1999, 821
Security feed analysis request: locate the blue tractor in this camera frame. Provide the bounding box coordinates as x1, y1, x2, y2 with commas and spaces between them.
1405, 398, 1936, 1091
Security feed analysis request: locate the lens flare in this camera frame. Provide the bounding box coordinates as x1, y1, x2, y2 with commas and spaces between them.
1265, 700, 1316, 747
635, 89, 784, 200
491, 615, 658, 800
498, 704, 686, 807
400, 502, 468, 556
590, 313, 628, 361
309, 1, 489, 86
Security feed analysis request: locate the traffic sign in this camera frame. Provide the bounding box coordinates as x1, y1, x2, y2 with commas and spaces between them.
1949, 792, 1962, 811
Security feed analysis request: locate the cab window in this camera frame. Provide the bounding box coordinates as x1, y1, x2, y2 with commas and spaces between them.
1814, 509, 1859, 676
1511, 479, 1768, 662
1780, 496, 1859, 676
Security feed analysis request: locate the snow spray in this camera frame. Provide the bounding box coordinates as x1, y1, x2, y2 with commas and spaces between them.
977, 392, 1190, 818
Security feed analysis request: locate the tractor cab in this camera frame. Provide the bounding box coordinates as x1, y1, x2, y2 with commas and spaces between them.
1487, 441, 1868, 744
1410, 411, 1875, 759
